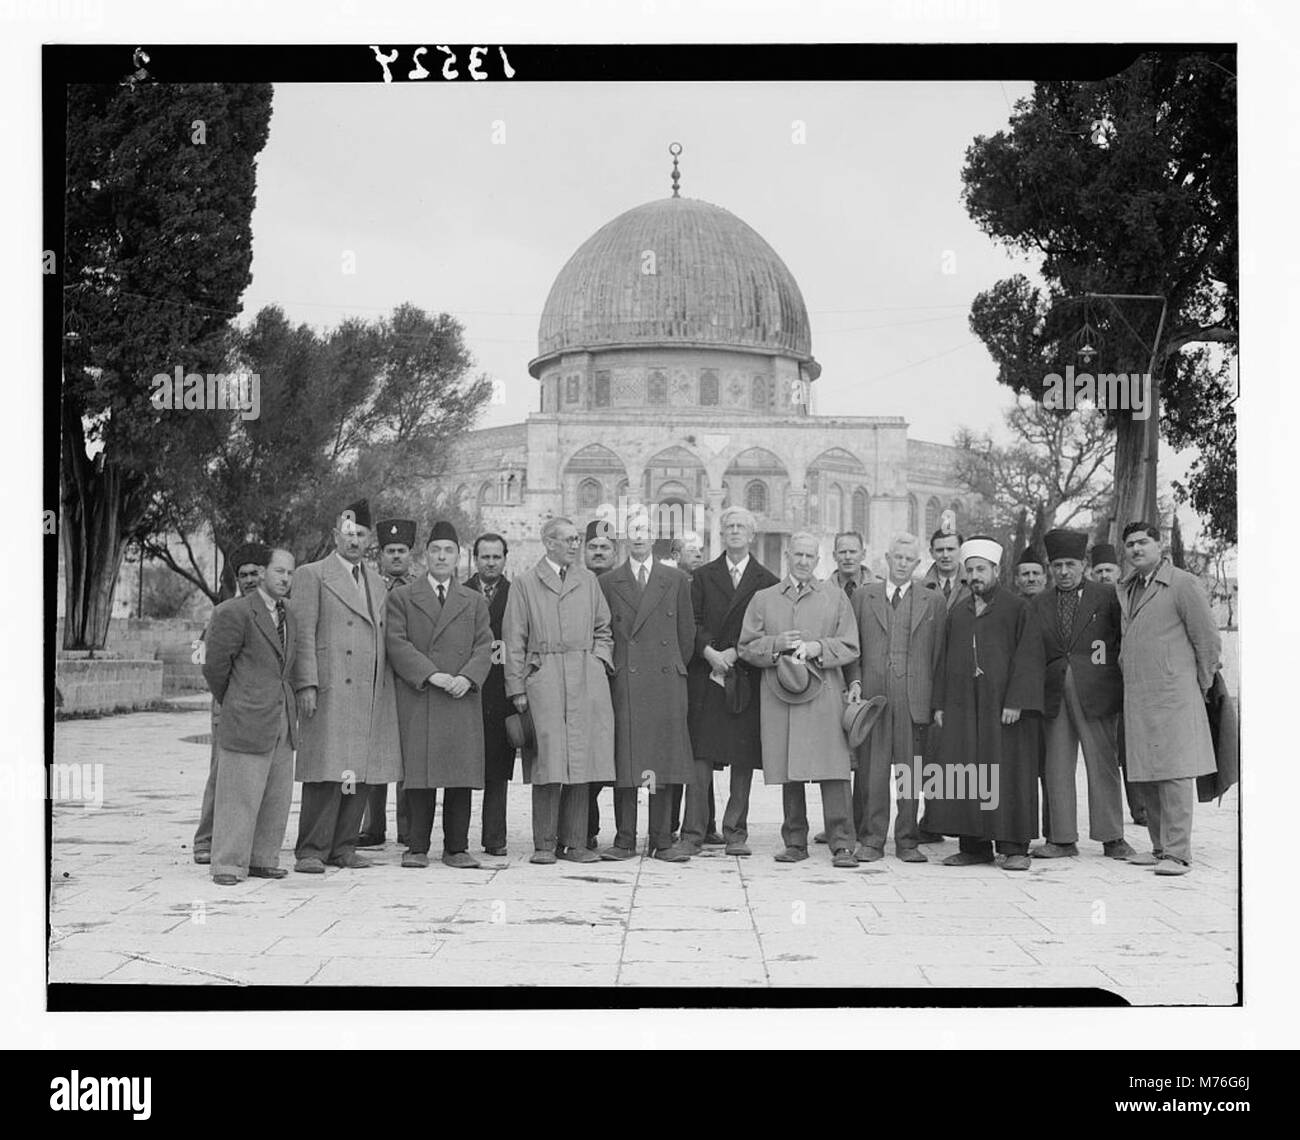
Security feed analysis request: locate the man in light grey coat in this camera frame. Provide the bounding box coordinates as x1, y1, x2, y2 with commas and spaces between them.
1117, 521, 1221, 875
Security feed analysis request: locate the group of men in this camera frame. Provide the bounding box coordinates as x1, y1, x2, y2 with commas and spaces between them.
195, 497, 1224, 885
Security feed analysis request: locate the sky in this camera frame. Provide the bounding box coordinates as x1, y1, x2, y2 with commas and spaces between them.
242, 78, 1200, 525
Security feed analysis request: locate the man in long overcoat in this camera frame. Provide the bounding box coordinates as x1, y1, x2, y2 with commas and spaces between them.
738, 532, 861, 867
289, 499, 401, 873
1030, 528, 1132, 861
582, 518, 618, 848
386, 521, 493, 868
686, 506, 779, 856
598, 510, 696, 862
844, 532, 944, 864
926, 536, 1045, 870
1117, 521, 1221, 875
465, 532, 515, 856
503, 516, 615, 864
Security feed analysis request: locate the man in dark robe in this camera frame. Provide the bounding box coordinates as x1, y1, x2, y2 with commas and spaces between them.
926, 536, 1046, 871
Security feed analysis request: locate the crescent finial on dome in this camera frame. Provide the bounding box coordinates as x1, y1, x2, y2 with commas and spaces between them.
669, 142, 682, 198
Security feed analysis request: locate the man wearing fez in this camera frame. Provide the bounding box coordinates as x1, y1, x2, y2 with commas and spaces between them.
289, 499, 401, 873
1015, 547, 1047, 598
201, 548, 298, 884
1031, 529, 1134, 861
193, 542, 270, 865
582, 518, 617, 849
465, 533, 515, 856
738, 532, 861, 868
926, 536, 1046, 871
358, 517, 418, 849
598, 509, 697, 862
503, 516, 615, 864
922, 526, 969, 612
1117, 522, 1221, 875
1088, 543, 1122, 586
843, 532, 945, 864
386, 521, 494, 868
686, 506, 779, 857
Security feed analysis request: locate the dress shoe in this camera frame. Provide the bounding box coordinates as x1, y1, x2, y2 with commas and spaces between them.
212, 873, 240, 886
1001, 854, 1032, 871
1154, 856, 1191, 876
1103, 838, 1136, 859
294, 857, 326, 874
442, 851, 481, 869
529, 849, 557, 865
355, 834, 386, 848
599, 845, 637, 861
402, 852, 430, 868
676, 840, 703, 857
1126, 851, 1160, 866
248, 865, 287, 879
774, 847, 809, 863
327, 852, 373, 869
896, 847, 928, 863
916, 830, 946, 844
942, 851, 995, 867
192, 850, 211, 865
483, 846, 508, 857
652, 845, 692, 863
725, 842, 752, 857
1031, 842, 1078, 859
853, 844, 884, 862
831, 848, 859, 868
703, 831, 726, 846
813, 830, 829, 844
559, 847, 600, 864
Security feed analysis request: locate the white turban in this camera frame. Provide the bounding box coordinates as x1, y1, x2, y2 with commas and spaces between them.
960, 537, 1004, 566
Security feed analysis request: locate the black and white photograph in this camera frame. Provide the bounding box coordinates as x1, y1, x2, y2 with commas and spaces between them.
7, 0, 1294, 1087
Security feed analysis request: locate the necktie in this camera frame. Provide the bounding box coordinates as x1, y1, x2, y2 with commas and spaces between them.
1057, 587, 1079, 644
352, 563, 361, 587
844, 578, 856, 599
274, 601, 286, 653
730, 563, 741, 588
559, 566, 567, 583
483, 581, 496, 605
436, 582, 446, 606
1130, 575, 1148, 608
891, 586, 902, 610
943, 578, 952, 600
638, 563, 648, 591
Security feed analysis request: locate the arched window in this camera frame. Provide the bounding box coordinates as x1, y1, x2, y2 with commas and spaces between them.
745, 480, 769, 515
647, 371, 667, 405
577, 478, 601, 511
825, 483, 843, 530
926, 496, 943, 537
949, 499, 963, 526
478, 481, 494, 509
852, 488, 869, 537
699, 370, 719, 406
751, 375, 768, 410
908, 494, 920, 535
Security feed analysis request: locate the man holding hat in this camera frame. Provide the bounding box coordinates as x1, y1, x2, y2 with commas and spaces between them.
503, 516, 616, 864
289, 499, 402, 873
1015, 546, 1047, 598
1030, 529, 1133, 861
386, 521, 494, 868
193, 541, 271, 865
738, 531, 861, 867
598, 509, 697, 862
357, 516, 418, 849
1088, 543, 1122, 586
926, 535, 1046, 870
844, 532, 945, 864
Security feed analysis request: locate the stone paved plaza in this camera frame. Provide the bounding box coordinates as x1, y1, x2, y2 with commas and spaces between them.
48, 684, 1239, 1002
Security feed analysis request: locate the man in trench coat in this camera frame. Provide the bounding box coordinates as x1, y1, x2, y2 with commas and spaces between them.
598, 509, 696, 862
289, 499, 401, 873
1117, 521, 1221, 875
503, 516, 615, 864
738, 531, 861, 868
386, 520, 493, 869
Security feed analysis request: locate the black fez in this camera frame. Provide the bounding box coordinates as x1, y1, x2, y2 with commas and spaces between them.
585, 519, 613, 542
1090, 542, 1119, 567
1043, 529, 1088, 563
1016, 546, 1044, 569
230, 542, 271, 571
340, 498, 372, 529
376, 518, 416, 548
426, 520, 459, 546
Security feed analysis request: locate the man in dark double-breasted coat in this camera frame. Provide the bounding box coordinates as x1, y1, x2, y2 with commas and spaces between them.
598, 512, 696, 862
686, 506, 779, 857
386, 521, 493, 869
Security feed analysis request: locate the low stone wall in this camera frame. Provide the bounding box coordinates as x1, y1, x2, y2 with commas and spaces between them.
56, 658, 164, 714
55, 617, 209, 695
